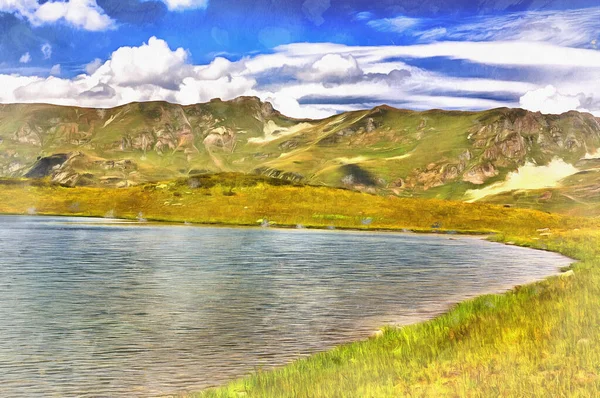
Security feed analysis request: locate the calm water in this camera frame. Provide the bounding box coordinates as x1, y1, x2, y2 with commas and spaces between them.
0, 216, 572, 397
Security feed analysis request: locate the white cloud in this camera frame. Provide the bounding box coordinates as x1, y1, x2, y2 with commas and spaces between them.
19, 52, 31, 64
94, 36, 192, 89
354, 11, 373, 21
50, 64, 61, 76
85, 58, 103, 74
297, 54, 363, 82
519, 85, 598, 116
0, 0, 38, 15
177, 75, 255, 105
0, 74, 42, 103
160, 0, 209, 11
367, 16, 421, 33
33, 0, 115, 31
366, 7, 600, 48
0, 37, 253, 110
0, 37, 598, 119
12, 76, 84, 103
442, 8, 600, 48
0, 0, 114, 31
41, 43, 52, 60
275, 41, 600, 68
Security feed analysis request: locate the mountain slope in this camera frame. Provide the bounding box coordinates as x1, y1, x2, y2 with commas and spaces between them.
1, 98, 599, 214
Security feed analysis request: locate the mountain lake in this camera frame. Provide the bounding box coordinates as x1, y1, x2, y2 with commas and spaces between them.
0, 216, 573, 397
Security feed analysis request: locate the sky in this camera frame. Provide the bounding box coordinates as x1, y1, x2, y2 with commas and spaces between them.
0, 0, 599, 118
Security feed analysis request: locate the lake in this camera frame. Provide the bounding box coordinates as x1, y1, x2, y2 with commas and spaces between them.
0, 216, 572, 397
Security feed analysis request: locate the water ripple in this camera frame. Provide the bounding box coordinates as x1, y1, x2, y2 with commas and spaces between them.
0, 216, 572, 397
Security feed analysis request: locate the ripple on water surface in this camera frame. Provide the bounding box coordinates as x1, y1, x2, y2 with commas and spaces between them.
0, 216, 572, 397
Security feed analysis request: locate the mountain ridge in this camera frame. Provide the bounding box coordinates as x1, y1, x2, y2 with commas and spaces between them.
1, 98, 599, 215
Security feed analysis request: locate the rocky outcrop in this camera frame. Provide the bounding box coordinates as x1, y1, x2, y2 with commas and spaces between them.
365, 118, 377, 133
278, 139, 300, 151
203, 126, 235, 151
13, 125, 42, 146
254, 167, 304, 182
463, 163, 498, 185
93, 159, 136, 171
1, 100, 599, 194
25, 154, 70, 178
470, 109, 600, 163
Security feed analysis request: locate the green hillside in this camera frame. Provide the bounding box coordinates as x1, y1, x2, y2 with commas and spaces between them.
1, 99, 599, 215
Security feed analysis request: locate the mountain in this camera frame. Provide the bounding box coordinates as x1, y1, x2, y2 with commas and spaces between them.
1, 98, 599, 215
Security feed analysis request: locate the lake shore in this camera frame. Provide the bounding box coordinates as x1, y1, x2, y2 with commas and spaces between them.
0, 180, 598, 397
194, 229, 599, 398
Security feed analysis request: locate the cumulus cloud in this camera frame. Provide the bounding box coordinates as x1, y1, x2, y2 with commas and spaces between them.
0, 37, 598, 119
0, 0, 38, 15
19, 52, 31, 64
94, 36, 192, 89
0, 0, 115, 31
0, 37, 254, 110
160, 0, 208, 11
85, 58, 103, 75
520, 85, 599, 116
297, 54, 363, 83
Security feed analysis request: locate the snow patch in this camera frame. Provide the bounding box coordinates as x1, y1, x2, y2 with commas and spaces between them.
335, 156, 368, 164
248, 121, 312, 144
465, 158, 579, 202
385, 154, 411, 161
583, 149, 600, 159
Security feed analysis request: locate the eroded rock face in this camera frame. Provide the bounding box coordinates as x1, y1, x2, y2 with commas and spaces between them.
470, 110, 600, 162
133, 133, 155, 152
93, 159, 135, 171
203, 127, 235, 151
52, 170, 82, 186
365, 118, 377, 133
403, 159, 467, 190
278, 139, 300, 151
13, 126, 41, 146
463, 163, 498, 185
261, 102, 276, 119
458, 150, 472, 162
5, 161, 24, 174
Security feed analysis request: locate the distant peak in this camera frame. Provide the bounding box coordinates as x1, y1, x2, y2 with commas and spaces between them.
371, 104, 397, 112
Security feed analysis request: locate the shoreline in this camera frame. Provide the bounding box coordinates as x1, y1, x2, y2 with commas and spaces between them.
0, 211, 495, 236
195, 229, 594, 397
0, 212, 580, 397
0, 180, 595, 396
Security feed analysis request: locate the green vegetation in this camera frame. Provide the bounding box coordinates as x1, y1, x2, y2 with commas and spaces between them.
0, 174, 587, 235
0, 174, 599, 397
2, 101, 599, 216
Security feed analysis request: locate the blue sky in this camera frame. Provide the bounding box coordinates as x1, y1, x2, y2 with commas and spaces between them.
0, 0, 599, 118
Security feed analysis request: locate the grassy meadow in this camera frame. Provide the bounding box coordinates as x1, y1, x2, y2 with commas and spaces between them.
0, 174, 598, 397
